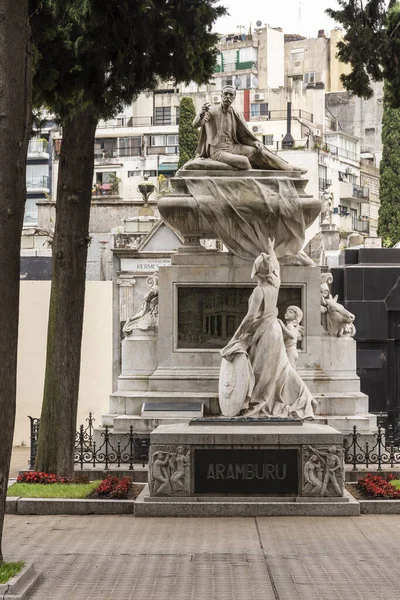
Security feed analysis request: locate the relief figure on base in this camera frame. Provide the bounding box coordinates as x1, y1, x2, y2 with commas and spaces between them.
302, 446, 344, 497
219, 240, 317, 419
151, 447, 190, 497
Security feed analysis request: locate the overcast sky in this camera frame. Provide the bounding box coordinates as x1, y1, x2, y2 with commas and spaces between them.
215, 0, 339, 38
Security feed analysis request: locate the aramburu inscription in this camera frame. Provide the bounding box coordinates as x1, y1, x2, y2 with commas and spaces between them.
195, 448, 298, 495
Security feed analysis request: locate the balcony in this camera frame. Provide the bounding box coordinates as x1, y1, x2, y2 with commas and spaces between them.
324, 142, 359, 163
26, 176, 50, 193
340, 181, 369, 202
28, 139, 49, 159
97, 116, 179, 129
248, 109, 314, 123
354, 219, 370, 234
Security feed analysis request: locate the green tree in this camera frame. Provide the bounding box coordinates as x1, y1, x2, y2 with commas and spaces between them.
378, 97, 400, 245
326, 1, 400, 244
31, 0, 225, 477
0, 1, 32, 564
178, 97, 199, 169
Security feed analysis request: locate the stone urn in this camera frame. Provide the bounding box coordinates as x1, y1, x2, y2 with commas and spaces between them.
137, 174, 156, 207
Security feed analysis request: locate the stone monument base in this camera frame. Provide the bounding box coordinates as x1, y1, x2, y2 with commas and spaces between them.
135, 422, 360, 517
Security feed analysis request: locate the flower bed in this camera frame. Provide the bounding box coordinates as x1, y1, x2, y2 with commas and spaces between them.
9, 472, 143, 500
356, 474, 400, 499
94, 475, 132, 499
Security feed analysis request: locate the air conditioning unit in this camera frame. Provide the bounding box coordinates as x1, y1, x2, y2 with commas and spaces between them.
314, 128, 321, 137
252, 126, 260, 133
254, 93, 265, 101
213, 95, 220, 103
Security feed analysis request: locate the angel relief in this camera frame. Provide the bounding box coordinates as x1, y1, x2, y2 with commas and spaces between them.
151, 447, 190, 497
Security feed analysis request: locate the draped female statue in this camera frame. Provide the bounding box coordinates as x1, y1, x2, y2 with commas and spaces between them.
219, 240, 317, 419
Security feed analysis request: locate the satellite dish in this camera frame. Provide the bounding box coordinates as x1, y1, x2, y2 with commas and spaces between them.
256, 20, 262, 27
234, 77, 241, 89
252, 76, 259, 88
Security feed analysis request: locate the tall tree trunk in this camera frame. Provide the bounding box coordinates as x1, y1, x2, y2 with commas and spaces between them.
35, 108, 97, 477
0, 1, 31, 564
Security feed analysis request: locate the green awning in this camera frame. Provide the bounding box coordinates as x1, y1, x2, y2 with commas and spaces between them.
158, 162, 178, 173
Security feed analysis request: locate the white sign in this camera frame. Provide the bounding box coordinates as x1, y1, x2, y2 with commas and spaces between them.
121, 257, 171, 272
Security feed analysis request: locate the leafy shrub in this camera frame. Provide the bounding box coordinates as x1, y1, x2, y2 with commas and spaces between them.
357, 474, 400, 499
95, 475, 132, 499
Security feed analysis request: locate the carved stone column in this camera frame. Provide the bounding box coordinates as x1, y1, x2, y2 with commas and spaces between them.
116, 276, 136, 324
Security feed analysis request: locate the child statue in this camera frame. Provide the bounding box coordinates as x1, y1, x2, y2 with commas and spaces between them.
278, 305, 304, 369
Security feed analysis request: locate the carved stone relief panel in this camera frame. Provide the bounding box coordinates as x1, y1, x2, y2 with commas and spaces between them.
149, 445, 191, 497
177, 285, 303, 349
302, 445, 344, 497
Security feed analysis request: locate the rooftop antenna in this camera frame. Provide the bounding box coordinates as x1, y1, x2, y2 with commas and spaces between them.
299, 0, 304, 26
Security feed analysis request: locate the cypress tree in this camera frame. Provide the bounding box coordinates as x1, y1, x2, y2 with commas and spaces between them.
378, 98, 400, 245
178, 97, 198, 169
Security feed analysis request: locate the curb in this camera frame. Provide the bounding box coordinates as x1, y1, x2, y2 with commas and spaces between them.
6, 497, 134, 515
359, 499, 400, 514
0, 564, 40, 599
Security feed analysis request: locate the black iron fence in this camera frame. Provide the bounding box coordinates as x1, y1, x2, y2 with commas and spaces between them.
344, 424, 400, 470
28, 415, 400, 473
28, 413, 150, 471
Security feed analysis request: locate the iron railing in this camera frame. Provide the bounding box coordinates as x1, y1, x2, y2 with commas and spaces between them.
29, 416, 400, 473
344, 424, 400, 470
28, 413, 150, 471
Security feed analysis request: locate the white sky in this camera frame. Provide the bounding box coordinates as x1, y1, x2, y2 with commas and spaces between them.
214, 0, 339, 39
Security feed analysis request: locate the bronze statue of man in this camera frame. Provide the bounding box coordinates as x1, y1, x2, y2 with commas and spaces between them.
193, 85, 303, 172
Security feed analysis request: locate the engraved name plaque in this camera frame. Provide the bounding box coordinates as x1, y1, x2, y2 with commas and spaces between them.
194, 448, 298, 495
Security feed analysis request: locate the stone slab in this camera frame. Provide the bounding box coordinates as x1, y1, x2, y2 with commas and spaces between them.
150, 422, 344, 446
9, 498, 134, 515
190, 416, 302, 426
134, 486, 360, 517
143, 402, 204, 412
0, 564, 40, 600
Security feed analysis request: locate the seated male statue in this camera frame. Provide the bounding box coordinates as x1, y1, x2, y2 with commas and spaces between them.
193, 85, 304, 172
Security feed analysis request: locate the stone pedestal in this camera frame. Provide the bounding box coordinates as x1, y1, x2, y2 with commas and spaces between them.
134, 422, 360, 517
102, 248, 377, 441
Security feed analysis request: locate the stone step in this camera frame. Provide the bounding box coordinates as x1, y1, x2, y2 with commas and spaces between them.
314, 392, 369, 416
109, 391, 219, 416
314, 414, 378, 434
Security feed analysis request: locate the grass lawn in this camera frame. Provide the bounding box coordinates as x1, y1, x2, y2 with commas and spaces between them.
391, 479, 400, 490
0, 561, 24, 584
7, 481, 101, 499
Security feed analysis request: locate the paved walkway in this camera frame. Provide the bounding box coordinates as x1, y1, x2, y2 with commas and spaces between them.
3, 514, 400, 599
9, 446, 30, 478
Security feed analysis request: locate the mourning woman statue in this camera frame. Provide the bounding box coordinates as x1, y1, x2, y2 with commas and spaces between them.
219, 239, 317, 419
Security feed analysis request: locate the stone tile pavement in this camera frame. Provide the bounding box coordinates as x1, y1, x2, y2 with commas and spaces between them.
3, 514, 400, 599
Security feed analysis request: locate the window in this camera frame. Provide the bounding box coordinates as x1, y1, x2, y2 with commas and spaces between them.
118, 136, 141, 157
351, 208, 358, 230
339, 205, 349, 216
144, 170, 157, 177
291, 48, 304, 62
96, 171, 116, 184
250, 103, 268, 117
150, 135, 166, 147
262, 135, 273, 146
176, 107, 180, 125
365, 127, 375, 134
303, 72, 315, 84
221, 76, 234, 88
167, 135, 178, 146
239, 47, 257, 63
155, 107, 171, 125
128, 170, 142, 177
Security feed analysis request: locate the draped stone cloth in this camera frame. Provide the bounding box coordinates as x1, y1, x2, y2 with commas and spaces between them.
185, 176, 320, 261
